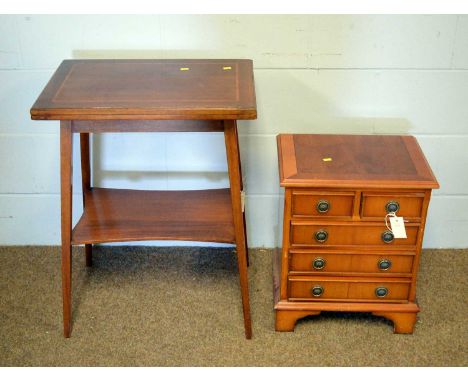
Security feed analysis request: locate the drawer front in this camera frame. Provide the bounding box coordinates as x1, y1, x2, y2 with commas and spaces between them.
291, 222, 419, 247
292, 191, 354, 218
289, 279, 349, 300
289, 252, 414, 274
288, 278, 411, 302
361, 192, 424, 220
348, 282, 410, 301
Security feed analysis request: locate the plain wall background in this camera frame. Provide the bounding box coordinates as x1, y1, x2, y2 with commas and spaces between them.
0, 14, 467, 248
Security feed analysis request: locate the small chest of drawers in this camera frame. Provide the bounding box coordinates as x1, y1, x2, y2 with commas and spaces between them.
274, 134, 439, 333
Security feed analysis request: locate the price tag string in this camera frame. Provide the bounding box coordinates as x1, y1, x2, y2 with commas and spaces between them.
385, 212, 409, 232
384, 212, 396, 232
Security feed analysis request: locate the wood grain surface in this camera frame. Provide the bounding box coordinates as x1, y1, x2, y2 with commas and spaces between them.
72, 187, 236, 245
30, 59, 257, 120
277, 134, 439, 189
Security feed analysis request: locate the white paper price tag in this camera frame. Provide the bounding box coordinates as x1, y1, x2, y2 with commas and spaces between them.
389, 216, 407, 239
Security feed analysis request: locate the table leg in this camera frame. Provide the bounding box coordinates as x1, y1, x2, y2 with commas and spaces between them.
224, 120, 252, 339
80, 133, 92, 267
60, 122, 73, 338
234, 125, 249, 267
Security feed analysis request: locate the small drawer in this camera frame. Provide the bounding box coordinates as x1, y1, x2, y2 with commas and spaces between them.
289, 278, 348, 300
290, 222, 419, 247
292, 191, 354, 218
289, 251, 414, 274
348, 281, 410, 301
288, 277, 411, 302
361, 192, 425, 220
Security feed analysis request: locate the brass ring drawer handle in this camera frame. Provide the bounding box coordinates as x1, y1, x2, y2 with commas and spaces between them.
316, 199, 330, 213
378, 259, 392, 271
312, 257, 326, 270
386, 200, 400, 213
381, 230, 394, 243
375, 286, 389, 298
311, 285, 324, 297
314, 230, 328, 243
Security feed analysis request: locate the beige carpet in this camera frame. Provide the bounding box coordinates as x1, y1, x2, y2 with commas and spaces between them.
0, 246, 466, 366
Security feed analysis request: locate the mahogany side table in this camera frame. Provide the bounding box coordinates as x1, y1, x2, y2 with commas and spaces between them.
30, 59, 257, 339
275, 134, 439, 333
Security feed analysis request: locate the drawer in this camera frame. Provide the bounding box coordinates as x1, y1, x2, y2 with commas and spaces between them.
288, 277, 411, 302
292, 191, 354, 218
289, 251, 414, 274
361, 192, 425, 220
290, 222, 419, 247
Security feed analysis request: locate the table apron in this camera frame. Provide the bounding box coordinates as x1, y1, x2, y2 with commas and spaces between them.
71, 119, 224, 133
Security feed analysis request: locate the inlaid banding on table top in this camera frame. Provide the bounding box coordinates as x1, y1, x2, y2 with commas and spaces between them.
31, 59, 257, 120
53, 62, 240, 104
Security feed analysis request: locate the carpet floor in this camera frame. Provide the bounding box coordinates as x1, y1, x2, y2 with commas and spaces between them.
0, 246, 466, 366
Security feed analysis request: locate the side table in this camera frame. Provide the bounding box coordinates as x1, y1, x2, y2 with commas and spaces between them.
30, 59, 257, 338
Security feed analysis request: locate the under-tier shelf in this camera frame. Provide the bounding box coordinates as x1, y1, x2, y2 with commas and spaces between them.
72, 188, 235, 245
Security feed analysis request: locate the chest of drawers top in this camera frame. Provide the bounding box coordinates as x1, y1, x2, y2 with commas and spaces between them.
277, 134, 439, 190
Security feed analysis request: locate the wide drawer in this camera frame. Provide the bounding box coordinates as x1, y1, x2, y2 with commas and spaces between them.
290, 221, 419, 247
361, 192, 425, 220
288, 277, 411, 302
289, 251, 414, 274
291, 190, 354, 218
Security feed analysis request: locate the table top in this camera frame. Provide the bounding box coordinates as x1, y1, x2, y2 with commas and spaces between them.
30, 59, 257, 121
277, 134, 439, 189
